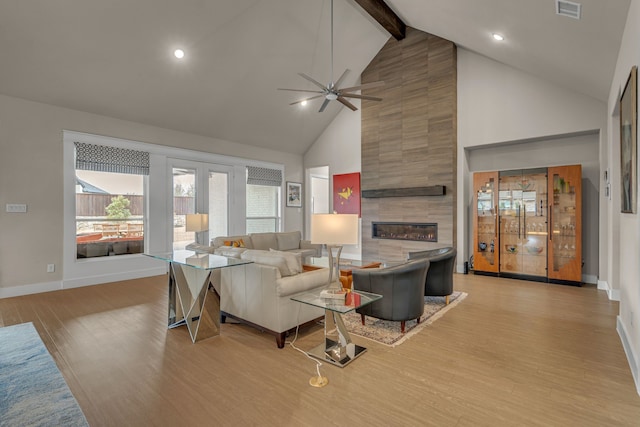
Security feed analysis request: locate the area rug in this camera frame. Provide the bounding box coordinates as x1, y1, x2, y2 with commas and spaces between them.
0, 322, 89, 427
342, 291, 468, 347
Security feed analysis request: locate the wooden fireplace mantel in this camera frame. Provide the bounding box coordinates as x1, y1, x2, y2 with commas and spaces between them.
361, 185, 445, 198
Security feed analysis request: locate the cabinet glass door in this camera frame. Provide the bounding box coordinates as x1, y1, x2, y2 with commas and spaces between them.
499, 169, 547, 278
473, 172, 498, 273
548, 165, 582, 282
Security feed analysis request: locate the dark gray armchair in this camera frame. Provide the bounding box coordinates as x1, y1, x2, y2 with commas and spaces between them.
407, 247, 456, 304
352, 259, 429, 333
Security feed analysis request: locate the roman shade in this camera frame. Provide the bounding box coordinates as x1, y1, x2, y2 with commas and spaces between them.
75, 142, 150, 175
246, 166, 282, 187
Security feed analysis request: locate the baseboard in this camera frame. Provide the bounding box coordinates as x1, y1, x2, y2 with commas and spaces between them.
597, 280, 621, 301
0, 281, 63, 299
617, 316, 640, 396
63, 266, 166, 289
0, 267, 166, 299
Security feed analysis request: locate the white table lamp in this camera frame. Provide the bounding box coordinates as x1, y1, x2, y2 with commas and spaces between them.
185, 213, 209, 245
310, 213, 359, 290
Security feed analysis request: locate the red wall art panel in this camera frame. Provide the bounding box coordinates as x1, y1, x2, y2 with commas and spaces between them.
333, 172, 361, 217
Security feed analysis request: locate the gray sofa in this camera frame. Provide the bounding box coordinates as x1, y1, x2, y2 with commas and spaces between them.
407, 247, 457, 304
210, 231, 321, 258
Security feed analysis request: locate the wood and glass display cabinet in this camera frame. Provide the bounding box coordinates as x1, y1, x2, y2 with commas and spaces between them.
548, 165, 582, 283
472, 165, 582, 286
498, 168, 548, 279
473, 172, 499, 274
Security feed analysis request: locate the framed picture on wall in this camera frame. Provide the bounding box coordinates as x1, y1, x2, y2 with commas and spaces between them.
286, 181, 302, 207
333, 172, 361, 217
620, 65, 637, 214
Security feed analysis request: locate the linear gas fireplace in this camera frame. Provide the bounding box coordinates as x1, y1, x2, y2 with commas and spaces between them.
372, 222, 437, 242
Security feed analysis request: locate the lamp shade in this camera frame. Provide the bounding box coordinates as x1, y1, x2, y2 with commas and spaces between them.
310, 214, 359, 245
185, 213, 209, 232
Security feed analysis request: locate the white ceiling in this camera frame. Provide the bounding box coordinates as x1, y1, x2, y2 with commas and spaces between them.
0, 0, 630, 154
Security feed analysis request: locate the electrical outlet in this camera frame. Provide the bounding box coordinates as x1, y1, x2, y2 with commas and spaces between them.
47, 264, 55, 273
6, 204, 27, 213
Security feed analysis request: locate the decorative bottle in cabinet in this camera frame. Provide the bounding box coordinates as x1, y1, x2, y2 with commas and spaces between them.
473, 172, 499, 273
548, 165, 582, 283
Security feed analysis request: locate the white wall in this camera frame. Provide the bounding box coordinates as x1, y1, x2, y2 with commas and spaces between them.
457, 48, 608, 280
609, 0, 640, 395
467, 132, 600, 283
304, 107, 362, 258
0, 93, 303, 295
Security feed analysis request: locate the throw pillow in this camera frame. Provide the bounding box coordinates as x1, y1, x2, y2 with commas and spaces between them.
269, 249, 302, 275
223, 239, 245, 248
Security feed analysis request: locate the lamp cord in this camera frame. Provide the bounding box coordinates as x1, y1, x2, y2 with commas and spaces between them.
286, 303, 325, 380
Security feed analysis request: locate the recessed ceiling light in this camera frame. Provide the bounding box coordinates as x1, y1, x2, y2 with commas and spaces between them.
301, 100, 308, 106
174, 49, 185, 59
492, 33, 505, 41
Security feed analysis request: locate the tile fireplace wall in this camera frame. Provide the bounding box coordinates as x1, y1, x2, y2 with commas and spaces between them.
360, 27, 457, 261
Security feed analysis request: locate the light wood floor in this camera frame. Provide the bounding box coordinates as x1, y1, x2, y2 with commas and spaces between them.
1, 274, 639, 426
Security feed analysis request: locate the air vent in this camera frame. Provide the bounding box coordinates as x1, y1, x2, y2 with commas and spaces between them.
556, 0, 581, 20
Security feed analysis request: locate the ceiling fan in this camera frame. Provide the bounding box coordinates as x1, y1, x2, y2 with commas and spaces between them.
278, 0, 384, 112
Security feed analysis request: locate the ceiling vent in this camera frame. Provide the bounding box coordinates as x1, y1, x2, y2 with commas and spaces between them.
556, 0, 581, 20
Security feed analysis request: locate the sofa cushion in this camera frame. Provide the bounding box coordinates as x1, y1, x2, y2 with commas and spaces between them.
269, 249, 302, 275
276, 268, 330, 297
185, 243, 216, 253
249, 233, 278, 251
276, 231, 301, 251
214, 246, 247, 258
287, 248, 319, 258
240, 249, 294, 277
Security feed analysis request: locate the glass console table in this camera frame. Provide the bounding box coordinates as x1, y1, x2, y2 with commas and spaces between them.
145, 250, 252, 343
291, 289, 382, 367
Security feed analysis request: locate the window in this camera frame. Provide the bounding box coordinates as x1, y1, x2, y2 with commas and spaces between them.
75, 142, 148, 259
246, 166, 282, 233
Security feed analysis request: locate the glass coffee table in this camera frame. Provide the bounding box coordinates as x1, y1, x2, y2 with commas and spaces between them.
291, 289, 382, 368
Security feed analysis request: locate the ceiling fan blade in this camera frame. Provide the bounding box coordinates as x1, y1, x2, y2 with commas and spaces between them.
318, 98, 331, 112
340, 93, 383, 101
339, 80, 385, 93
289, 95, 324, 106
278, 88, 324, 94
334, 69, 350, 88
298, 73, 327, 90
337, 96, 358, 111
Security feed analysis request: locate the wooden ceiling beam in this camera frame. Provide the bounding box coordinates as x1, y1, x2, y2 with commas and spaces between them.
353, 0, 406, 40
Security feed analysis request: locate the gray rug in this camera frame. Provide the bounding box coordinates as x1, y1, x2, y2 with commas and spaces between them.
342, 292, 468, 346
0, 322, 89, 427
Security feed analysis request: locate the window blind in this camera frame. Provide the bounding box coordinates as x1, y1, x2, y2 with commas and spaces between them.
75, 142, 150, 175
246, 166, 282, 187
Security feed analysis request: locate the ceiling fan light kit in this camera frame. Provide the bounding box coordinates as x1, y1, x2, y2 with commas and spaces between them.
278, 0, 384, 112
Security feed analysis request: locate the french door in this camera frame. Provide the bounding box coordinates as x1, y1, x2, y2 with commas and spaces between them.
170, 159, 233, 250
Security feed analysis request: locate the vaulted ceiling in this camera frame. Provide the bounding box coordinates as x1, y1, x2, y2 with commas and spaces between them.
0, 0, 630, 154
